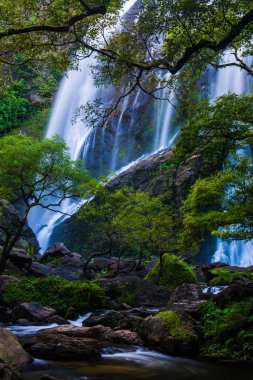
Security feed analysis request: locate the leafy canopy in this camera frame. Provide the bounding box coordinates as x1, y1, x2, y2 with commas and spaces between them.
0, 133, 89, 206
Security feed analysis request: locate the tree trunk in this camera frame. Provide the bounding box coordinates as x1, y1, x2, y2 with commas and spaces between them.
135, 247, 143, 271
157, 252, 164, 284
81, 250, 109, 278
0, 208, 30, 275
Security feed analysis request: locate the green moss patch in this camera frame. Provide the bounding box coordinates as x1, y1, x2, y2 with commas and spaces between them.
157, 311, 194, 339
2, 276, 105, 316
145, 254, 197, 289
210, 268, 253, 286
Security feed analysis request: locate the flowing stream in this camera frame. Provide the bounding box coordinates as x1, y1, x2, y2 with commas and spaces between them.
6, 319, 253, 380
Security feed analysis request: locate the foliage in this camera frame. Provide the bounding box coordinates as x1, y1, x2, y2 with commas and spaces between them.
209, 269, 253, 286
0, 1, 251, 125
145, 254, 197, 289
0, 133, 90, 273
181, 156, 253, 254
170, 94, 253, 170
0, 65, 61, 136
0, 134, 89, 201
201, 299, 253, 360
2, 276, 105, 315
157, 310, 194, 339
78, 183, 175, 261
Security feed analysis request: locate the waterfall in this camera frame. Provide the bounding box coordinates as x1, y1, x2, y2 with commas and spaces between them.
28, 5, 251, 264
28, 0, 179, 252
28, 56, 97, 252
209, 53, 253, 266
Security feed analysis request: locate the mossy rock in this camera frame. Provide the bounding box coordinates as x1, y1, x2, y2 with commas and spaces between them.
157, 311, 195, 339
210, 268, 253, 286
145, 254, 197, 289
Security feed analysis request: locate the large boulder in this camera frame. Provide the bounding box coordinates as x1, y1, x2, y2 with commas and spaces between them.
25, 329, 101, 360
99, 276, 171, 308
0, 276, 21, 293
0, 327, 32, 366
83, 308, 153, 331
28, 262, 52, 277
0, 360, 24, 380
41, 243, 71, 262
213, 281, 253, 306
13, 303, 57, 323
8, 249, 32, 271
32, 325, 143, 347
26, 324, 142, 360
167, 284, 207, 317
143, 312, 198, 355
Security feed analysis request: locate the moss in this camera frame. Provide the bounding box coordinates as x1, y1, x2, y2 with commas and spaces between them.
210, 268, 253, 286
157, 311, 194, 339
145, 254, 197, 289
2, 276, 106, 316
201, 298, 253, 360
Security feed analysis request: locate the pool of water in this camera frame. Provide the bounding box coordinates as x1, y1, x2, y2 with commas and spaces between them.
6, 319, 253, 380
22, 348, 253, 380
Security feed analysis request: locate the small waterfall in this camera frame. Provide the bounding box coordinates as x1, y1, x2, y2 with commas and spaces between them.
210, 53, 253, 266
28, 56, 97, 252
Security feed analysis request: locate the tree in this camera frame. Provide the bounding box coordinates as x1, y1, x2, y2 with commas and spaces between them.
115, 191, 176, 274
0, 1, 252, 122
0, 133, 89, 273
78, 183, 176, 277
78, 183, 131, 275
181, 156, 253, 254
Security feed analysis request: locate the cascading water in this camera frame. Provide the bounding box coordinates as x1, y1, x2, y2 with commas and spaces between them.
28, 0, 180, 252
28, 56, 98, 252
209, 53, 253, 266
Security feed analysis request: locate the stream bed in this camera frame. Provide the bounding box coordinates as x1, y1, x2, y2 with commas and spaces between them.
6, 321, 253, 380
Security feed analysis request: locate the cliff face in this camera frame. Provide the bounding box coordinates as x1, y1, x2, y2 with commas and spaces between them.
50, 145, 219, 254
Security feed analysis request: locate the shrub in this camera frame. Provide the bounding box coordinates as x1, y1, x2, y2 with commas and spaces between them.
145, 254, 197, 289
2, 276, 105, 316
210, 268, 253, 286
157, 310, 194, 339
201, 298, 253, 359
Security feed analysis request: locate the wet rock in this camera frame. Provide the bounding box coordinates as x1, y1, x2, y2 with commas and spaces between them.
15, 319, 33, 326
47, 315, 70, 325
62, 252, 82, 267
99, 276, 171, 308
9, 249, 32, 271
41, 243, 71, 263
83, 310, 125, 328
28, 262, 52, 277
0, 307, 14, 323
143, 315, 197, 355
0, 275, 21, 293
64, 307, 79, 320
214, 281, 253, 307
13, 303, 57, 323
106, 329, 143, 345
0, 327, 32, 366
167, 284, 207, 317
26, 329, 101, 360
34, 325, 143, 347
0, 359, 24, 380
